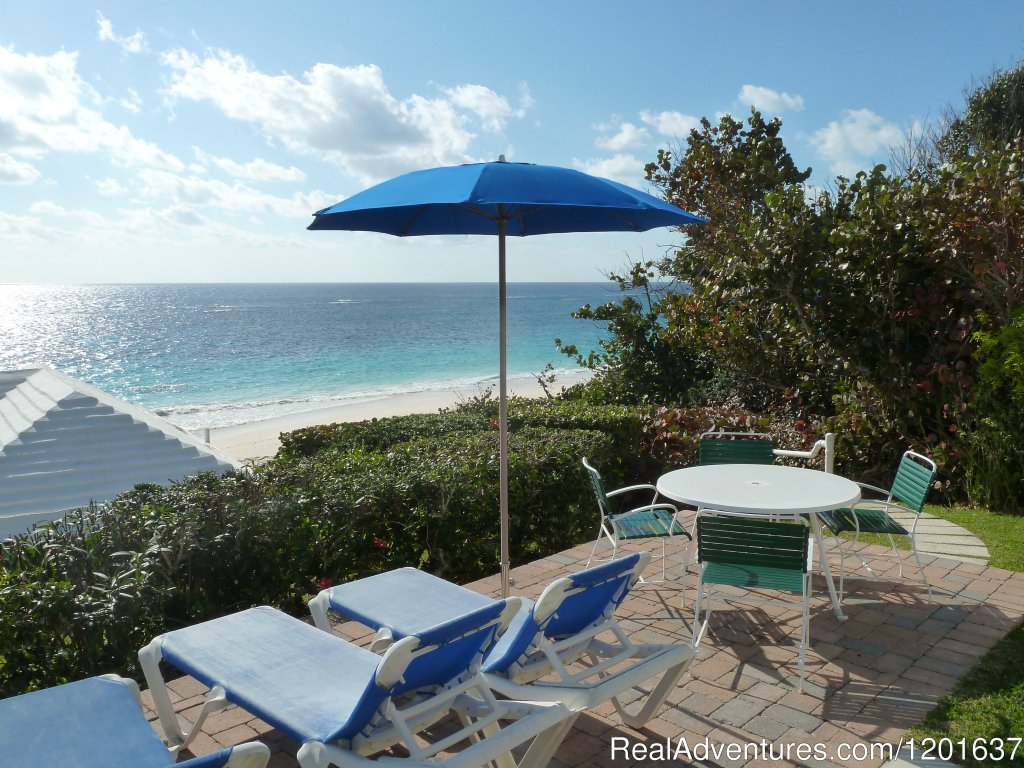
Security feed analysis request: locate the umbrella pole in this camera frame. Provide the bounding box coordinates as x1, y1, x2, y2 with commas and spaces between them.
498, 220, 510, 599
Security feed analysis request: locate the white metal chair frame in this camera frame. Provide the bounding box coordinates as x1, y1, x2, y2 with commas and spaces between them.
582, 457, 688, 583
700, 430, 836, 473
691, 509, 814, 692
827, 450, 937, 602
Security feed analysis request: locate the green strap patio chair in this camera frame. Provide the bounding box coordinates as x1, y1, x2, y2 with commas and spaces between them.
698, 431, 776, 466
817, 450, 937, 602
582, 457, 691, 583
692, 510, 813, 691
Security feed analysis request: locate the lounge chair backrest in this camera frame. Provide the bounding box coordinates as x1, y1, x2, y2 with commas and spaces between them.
697, 514, 809, 573
889, 450, 937, 513
536, 552, 643, 636
376, 598, 516, 694
335, 598, 517, 742
699, 431, 775, 466
482, 553, 645, 674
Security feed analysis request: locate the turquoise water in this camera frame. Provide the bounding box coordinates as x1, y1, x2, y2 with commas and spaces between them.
0, 283, 618, 429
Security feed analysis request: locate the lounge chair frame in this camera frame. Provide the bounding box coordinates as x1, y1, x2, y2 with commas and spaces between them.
140, 604, 571, 768
310, 552, 694, 730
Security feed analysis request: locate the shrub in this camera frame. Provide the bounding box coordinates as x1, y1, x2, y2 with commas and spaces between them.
641, 405, 827, 474
277, 411, 490, 458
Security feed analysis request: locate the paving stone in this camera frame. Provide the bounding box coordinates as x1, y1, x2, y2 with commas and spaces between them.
837, 636, 890, 656
710, 697, 766, 727
763, 703, 823, 733
742, 714, 792, 741
885, 614, 921, 630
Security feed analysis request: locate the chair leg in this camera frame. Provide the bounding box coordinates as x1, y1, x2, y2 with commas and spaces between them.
887, 533, 904, 578
678, 538, 693, 610
909, 537, 933, 602
519, 714, 578, 768
798, 575, 810, 693
615, 656, 693, 729
691, 575, 711, 647
586, 522, 618, 570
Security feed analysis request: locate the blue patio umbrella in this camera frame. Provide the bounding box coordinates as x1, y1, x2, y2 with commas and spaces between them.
309, 157, 705, 597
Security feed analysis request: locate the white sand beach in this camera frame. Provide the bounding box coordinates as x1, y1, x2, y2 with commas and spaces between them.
207, 370, 593, 462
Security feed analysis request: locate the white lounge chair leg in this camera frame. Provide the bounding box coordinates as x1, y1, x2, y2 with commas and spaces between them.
615, 656, 692, 729
518, 713, 577, 768
139, 639, 187, 750
308, 591, 333, 633
224, 742, 272, 768
477, 720, 518, 768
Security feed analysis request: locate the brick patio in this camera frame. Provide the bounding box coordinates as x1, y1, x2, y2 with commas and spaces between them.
141, 532, 1024, 768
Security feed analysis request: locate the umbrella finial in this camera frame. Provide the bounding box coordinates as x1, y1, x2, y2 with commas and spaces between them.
497, 154, 506, 162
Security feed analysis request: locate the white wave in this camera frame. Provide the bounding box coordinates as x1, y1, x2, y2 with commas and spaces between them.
158, 368, 592, 431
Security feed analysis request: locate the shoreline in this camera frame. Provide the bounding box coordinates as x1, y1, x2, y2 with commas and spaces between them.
206, 370, 592, 462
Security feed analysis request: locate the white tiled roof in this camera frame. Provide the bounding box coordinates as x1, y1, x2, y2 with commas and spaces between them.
0, 366, 240, 538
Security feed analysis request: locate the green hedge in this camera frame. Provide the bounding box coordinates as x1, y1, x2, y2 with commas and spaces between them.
278, 411, 491, 458
0, 424, 615, 696
280, 398, 648, 477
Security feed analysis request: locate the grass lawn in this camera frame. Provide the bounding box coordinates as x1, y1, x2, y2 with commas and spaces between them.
908, 505, 1024, 768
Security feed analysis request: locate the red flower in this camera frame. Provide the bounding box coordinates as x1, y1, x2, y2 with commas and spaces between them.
318, 577, 333, 591
373, 537, 388, 550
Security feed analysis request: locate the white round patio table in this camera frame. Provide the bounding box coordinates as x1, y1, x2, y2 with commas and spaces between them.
657, 464, 861, 620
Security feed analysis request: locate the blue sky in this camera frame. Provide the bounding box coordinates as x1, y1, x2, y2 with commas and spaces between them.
2, 1, 1023, 283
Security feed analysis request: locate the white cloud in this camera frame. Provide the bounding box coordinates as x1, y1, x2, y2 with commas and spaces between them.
572, 153, 647, 187
6, 196, 331, 251
445, 84, 521, 133
120, 88, 143, 113
95, 177, 126, 196
640, 110, 700, 138
135, 167, 333, 219
810, 108, 905, 176
192, 148, 306, 182
96, 12, 147, 55
0, 46, 184, 171
595, 121, 650, 151
0, 152, 40, 184
737, 84, 805, 113
160, 47, 526, 184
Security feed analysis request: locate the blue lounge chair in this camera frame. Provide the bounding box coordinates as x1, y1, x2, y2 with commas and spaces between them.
140, 602, 571, 768
0, 674, 269, 768
309, 552, 694, 729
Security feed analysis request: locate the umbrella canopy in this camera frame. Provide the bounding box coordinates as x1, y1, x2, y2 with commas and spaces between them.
309, 158, 705, 597
309, 159, 704, 237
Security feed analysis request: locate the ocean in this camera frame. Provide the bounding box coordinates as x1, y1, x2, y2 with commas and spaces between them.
0, 283, 621, 431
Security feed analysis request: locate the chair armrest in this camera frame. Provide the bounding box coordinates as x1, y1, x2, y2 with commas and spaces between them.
619, 502, 680, 516
606, 483, 658, 498
853, 499, 917, 517
854, 481, 891, 499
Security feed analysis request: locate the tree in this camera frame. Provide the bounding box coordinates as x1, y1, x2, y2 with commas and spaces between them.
941, 62, 1024, 157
